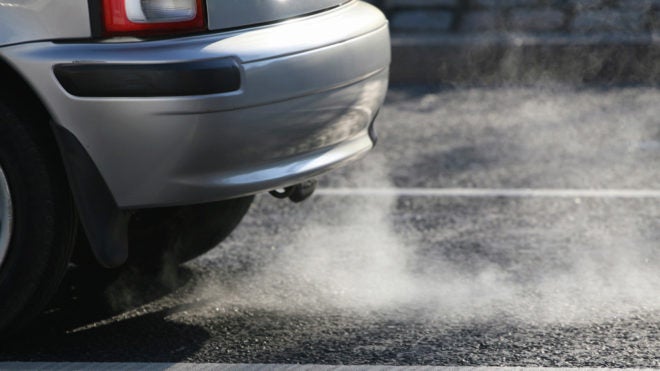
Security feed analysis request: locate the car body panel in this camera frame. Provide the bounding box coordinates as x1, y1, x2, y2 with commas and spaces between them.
0, 0, 90, 45
206, 0, 349, 31
0, 1, 390, 209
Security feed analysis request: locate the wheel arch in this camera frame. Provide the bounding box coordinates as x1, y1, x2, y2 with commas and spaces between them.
0, 57, 129, 269
0, 58, 52, 132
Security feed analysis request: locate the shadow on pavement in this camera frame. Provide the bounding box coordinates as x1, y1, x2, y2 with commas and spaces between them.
0, 265, 211, 362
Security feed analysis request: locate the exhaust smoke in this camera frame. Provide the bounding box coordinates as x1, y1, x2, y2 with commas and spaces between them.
194, 167, 660, 325
191, 87, 660, 326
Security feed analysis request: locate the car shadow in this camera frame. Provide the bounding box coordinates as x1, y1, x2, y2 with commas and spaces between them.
0, 265, 212, 362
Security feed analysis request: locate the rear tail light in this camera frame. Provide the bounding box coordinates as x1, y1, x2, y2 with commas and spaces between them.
102, 0, 206, 36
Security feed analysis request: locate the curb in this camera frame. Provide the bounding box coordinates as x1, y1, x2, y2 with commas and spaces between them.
390, 33, 660, 85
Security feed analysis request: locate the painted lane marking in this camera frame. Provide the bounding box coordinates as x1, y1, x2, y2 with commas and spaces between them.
0, 364, 652, 371
316, 188, 660, 199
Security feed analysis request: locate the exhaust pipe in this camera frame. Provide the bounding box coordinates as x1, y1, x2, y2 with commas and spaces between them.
269, 179, 318, 203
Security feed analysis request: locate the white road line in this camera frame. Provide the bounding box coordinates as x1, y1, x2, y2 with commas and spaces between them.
0, 364, 650, 371
316, 188, 660, 199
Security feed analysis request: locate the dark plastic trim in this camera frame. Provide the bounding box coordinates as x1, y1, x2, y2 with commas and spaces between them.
54, 58, 242, 98
87, 0, 103, 38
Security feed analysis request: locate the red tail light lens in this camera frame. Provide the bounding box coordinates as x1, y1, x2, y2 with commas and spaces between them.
102, 0, 206, 36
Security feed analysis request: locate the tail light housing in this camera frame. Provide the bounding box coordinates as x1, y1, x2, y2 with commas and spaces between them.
102, 0, 206, 36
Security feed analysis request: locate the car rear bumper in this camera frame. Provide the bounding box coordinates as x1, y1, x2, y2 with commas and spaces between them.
0, 1, 390, 209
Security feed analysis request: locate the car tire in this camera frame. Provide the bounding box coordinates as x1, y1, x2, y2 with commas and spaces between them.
0, 102, 77, 335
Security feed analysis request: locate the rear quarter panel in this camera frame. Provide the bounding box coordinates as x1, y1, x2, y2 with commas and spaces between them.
206, 0, 349, 30
0, 0, 91, 45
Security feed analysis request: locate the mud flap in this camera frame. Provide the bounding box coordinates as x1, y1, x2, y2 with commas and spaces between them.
51, 123, 129, 268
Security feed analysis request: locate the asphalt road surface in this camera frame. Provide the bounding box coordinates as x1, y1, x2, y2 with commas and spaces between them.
2, 85, 660, 367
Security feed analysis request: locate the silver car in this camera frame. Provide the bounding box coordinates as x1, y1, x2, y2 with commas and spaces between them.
0, 0, 389, 333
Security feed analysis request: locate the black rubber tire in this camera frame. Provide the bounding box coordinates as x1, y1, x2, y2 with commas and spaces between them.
0, 102, 76, 335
